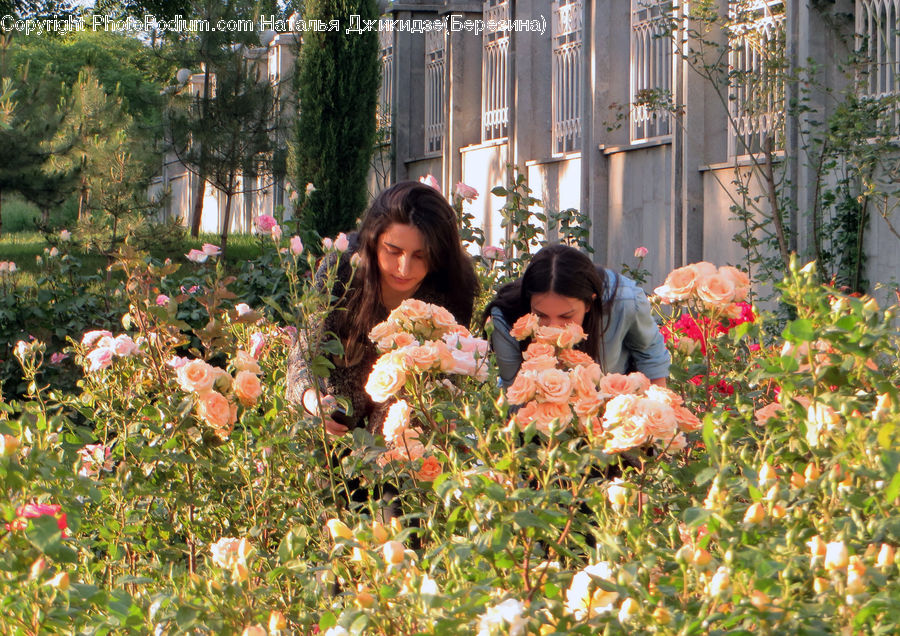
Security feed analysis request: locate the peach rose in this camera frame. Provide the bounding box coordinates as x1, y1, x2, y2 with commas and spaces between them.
754, 402, 782, 426
524, 342, 556, 360
718, 266, 750, 302
533, 402, 574, 434
654, 266, 699, 302
233, 350, 261, 375
177, 359, 218, 393
521, 354, 558, 373
534, 324, 565, 345
696, 273, 736, 306
506, 373, 537, 405
512, 401, 540, 431
376, 331, 417, 352
673, 405, 702, 432
570, 363, 603, 396
383, 399, 411, 444
414, 455, 442, 481
395, 435, 425, 462
369, 321, 400, 348
536, 368, 573, 403
627, 372, 651, 394
509, 313, 540, 340
234, 370, 262, 407
557, 323, 587, 349
599, 373, 634, 396
405, 343, 442, 372
365, 353, 408, 403
559, 349, 594, 369
393, 299, 431, 325
573, 389, 605, 420
430, 305, 457, 333
689, 261, 717, 277
198, 390, 237, 432
634, 398, 677, 440
664, 432, 688, 452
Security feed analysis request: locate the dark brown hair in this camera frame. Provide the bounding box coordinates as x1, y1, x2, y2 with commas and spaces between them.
339, 181, 478, 363
483, 243, 616, 365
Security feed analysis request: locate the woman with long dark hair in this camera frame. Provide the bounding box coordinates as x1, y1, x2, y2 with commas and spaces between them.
286, 181, 479, 435
484, 244, 669, 386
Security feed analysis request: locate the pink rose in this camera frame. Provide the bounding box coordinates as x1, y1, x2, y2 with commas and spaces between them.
249, 332, 266, 359
234, 370, 263, 407
86, 347, 114, 372
77, 444, 113, 478
481, 245, 506, 261
255, 214, 278, 233
290, 235, 304, 256
322, 237, 333, 250
176, 359, 218, 393
186, 249, 208, 263
447, 349, 487, 381
113, 334, 139, 357
418, 174, 440, 192
166, 356, 189, 369
334, 232, 350, 252
50, 352, 69, 365
414, 455, 442, 481
6, 503, 67, 535
81, 330, 113, 348
156, 294, 169, 306
201, 243, 221, 256
634, 246, 649, 259
59, 229, 71, 241
454, 182, 478, 202
271, 224, 283, 241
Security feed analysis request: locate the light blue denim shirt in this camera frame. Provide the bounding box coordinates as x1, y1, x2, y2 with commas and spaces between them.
490, 269, 670, 386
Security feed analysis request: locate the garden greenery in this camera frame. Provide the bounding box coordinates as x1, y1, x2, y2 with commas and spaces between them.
0, 218, 898, 634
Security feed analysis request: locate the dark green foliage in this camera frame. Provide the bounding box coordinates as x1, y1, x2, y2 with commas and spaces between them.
292, 0, 380, 238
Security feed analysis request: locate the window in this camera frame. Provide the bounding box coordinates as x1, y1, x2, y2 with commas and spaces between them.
425, 29, 445, 155
630, 0, 672, 141
727, 0, 786, 156
482, 0, 510, 141
857, 0, 900, 132
552, 0, 583, 154
378, 29, 394, 145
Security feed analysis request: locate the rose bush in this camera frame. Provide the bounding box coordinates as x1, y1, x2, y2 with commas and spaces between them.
0, 236, 897, 634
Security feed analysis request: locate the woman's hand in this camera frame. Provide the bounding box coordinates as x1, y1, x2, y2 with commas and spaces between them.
302, 389, 350, 436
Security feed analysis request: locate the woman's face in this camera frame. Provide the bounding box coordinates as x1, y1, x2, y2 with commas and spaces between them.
530, 291, 590, 328
377, 223, 429, 300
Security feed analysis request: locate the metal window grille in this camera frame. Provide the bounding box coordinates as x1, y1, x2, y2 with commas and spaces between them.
552, 0, 583, 154
630, 0, 672, 141
857, 0, 900, 133
425, 29, 445, 154
727, 0, 786, 157
482, 0, 510, 141
378, 29, 394, 145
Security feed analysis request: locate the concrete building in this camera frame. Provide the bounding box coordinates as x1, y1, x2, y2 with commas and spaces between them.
154, 1, 900, 296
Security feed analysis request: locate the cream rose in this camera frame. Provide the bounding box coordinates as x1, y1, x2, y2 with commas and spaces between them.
382, 399, 412, 444
233, 350, 262, 374
603, 418, 650, 453
234, 370, 262, 407
365, 353, 408, 403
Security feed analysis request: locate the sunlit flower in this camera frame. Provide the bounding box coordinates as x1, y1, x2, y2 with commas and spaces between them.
477, 598, 526, 636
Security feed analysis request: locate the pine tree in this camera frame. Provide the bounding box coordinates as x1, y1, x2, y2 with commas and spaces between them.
292, 0, 380, 238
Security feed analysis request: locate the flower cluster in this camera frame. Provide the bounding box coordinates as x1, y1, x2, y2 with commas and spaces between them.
77, 444, 114, 479
173, 347, 263, 441
654, 261, 750, 308
6, 503, 68, 535
365, 299, 490, 404
0, 260, 17, 274
80, 330, 140, 372
186, 243, 221, 264
660, 302, 755, 355
506, 314, 699, 451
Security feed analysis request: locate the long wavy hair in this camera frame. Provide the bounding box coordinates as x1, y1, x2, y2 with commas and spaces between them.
483, 244, 616, 366
338, 181, 479, 364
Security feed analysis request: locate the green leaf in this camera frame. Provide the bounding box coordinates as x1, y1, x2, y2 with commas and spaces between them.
319, 612, 337, 630
27, 515, 76, 563
512, 510, 550, 531
884, 471, 900, 503
786, 318, 816, 342
702, 416, 719, 464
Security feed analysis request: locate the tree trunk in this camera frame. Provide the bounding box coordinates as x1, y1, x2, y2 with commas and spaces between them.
190, 64, 213, 238
220, 189, 233, 261
0, 189, 4, 238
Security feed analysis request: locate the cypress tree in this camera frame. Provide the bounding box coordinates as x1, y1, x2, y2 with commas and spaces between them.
292, 0, 380, 238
